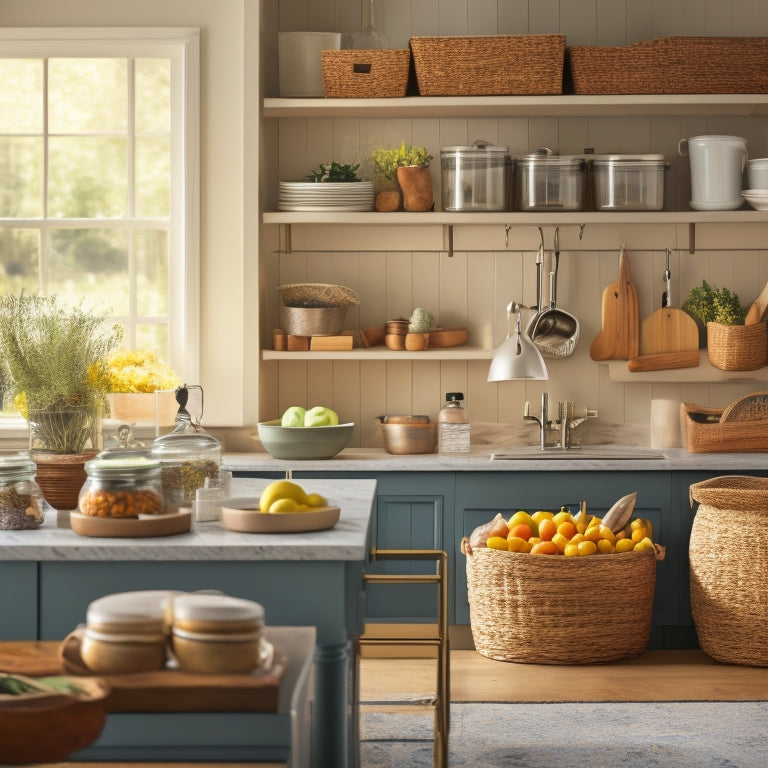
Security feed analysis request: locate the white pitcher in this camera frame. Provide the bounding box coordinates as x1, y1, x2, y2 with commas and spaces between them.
678, 135, 748, 210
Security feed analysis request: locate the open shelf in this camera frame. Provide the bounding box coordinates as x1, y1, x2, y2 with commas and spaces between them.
262, 345, 493, 361
607, 350, 768, 382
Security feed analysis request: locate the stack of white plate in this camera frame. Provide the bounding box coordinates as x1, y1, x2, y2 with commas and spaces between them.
278, 181, 374, 212
742, 190, 768, 210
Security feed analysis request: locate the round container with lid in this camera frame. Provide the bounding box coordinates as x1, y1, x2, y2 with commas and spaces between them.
80, 590, 181, 674
515, 148, 586, 211
748, 158, 768, 190
171, 594, 266, 673
591, 154, 668, 211
150, 386, 221, 507
0, 451, 45, 530
78, 456, 165, 518
441, 141, 511, 211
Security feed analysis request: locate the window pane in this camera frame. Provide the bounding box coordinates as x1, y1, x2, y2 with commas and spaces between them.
0, 59, 43, 133
0, 228, 40, 293
48, 59, 127, 134
136, 229, 169, 315
0, 137, 43, 217
136, 136, 170, 217
48, 137, 127, 218
49, 228, 129, 314
136, 59, 171, 134
137, 323, 170, 363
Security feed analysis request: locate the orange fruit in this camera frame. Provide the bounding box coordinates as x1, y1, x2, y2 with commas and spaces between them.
530, 540, 560, 555
563, 543, 580, 557
631, 526, 649, 543
557, 520, 577, 540
551, 532, 570, 552
598, 525, 616, 543
538, 518, 557, 541
508, 510, 535, 532
584, 526, 602, 542
552, 510, 573, 527
597, 539, 615, 554
569, 533, 585, 546
634, 536, 655, 552
486, 536, 509, 551
615, 538, 635, 553
509, 523, 533, 541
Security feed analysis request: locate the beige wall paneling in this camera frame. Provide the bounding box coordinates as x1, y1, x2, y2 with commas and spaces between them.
499, 1, 530, 34
466, 251, 494, 351
436, 0, 469, 35
412, 360, 442, 418
561, 0, 599, 44
362, 361, 388, 447
437, 250, 468, 332
439, 360, 469, 410
468, 0, 501, 35
277, 359, 309, 419
530, 0, 559, 34
595, 0, 626, 44
387, 359, 417, 415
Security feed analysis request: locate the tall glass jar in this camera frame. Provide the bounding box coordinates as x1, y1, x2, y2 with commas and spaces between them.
150, 386, 221, 507
0, 451, 45, 530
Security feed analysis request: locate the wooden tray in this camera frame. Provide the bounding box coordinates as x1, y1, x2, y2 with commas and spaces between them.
0, 637, 286, 714
70, 509, 192, 538
220, 498, 340, 533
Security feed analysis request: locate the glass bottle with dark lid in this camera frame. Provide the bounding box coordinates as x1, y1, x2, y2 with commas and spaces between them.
150, 385, 221, 507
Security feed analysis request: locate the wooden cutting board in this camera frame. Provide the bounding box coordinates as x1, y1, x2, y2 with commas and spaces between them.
639, 306, 699, 355
589, 247, 639, 361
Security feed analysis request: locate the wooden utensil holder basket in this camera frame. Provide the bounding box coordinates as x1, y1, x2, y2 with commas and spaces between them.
706, 321, 768, 371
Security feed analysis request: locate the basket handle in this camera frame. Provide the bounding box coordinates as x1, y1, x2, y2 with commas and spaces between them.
460, 536, 472, 556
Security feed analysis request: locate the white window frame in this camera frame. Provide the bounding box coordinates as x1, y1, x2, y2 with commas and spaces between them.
0, 27, 200, 437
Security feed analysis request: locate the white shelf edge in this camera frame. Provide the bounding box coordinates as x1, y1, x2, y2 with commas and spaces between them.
264, 94, 768, 119
262, 346, 493, 361
607, 350, 768, 382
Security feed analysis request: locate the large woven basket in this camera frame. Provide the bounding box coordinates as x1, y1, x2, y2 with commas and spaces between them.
689, 476, 768, 665
410, 34, 565, 96
566, 36, 768, 94
706, 321, 768, 371
321, 49, 411, 98
461, 538, 658, 664
681, 402, 768, 453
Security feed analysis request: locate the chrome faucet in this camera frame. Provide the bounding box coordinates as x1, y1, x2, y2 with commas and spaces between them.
524, 392, 597, 451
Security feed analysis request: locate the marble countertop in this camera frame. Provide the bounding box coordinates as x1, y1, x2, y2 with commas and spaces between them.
223, 446, 768, 473
0, 477, 376, 562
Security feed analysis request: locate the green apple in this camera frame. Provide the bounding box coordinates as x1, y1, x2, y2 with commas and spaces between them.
281, 406, 307, 427
304, 406, 339, 427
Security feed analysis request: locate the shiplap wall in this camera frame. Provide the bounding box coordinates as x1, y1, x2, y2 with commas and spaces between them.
259, 0, 768, 449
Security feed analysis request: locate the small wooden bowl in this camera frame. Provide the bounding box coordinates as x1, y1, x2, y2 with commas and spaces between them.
385, 333, 406, 350
405, 332, 430, 351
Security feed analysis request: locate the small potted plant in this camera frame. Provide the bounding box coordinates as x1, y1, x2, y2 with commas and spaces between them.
0, 293, 124, 509
682, 281, 765, 370
304, 161, 361, 183
369, 143, 434, 212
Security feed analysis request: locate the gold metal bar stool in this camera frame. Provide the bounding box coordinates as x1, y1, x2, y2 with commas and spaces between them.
359, 548, 449, 768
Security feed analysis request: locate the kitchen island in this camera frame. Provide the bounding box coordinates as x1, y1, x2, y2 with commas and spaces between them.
223, 447, 768, 651
0, 477, 376, 768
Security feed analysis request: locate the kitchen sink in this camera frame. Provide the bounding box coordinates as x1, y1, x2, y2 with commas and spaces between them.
489, 445, 665, 461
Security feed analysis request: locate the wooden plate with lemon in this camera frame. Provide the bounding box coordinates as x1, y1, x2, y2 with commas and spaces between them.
220, 497, 340, 534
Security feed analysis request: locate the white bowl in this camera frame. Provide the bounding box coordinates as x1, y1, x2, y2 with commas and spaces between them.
742, 190, 768, 210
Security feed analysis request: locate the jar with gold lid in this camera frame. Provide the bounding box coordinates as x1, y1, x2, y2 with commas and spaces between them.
78, 456, 165, 518
0, 450, 45, 530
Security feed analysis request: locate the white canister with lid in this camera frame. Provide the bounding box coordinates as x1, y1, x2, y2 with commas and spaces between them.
440, 141, 511, 211
678, 135, 747, 210
747, 158, 768, 190
171, 593, 266, 673
80, 589, 181, 674
278, 32, 342, 97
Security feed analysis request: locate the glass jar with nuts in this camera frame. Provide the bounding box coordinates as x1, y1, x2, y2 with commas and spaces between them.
0, 450, 45, 530
78, 457, 165, 518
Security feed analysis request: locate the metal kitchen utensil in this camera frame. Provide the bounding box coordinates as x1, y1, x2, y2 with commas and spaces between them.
529, 227, 580, 358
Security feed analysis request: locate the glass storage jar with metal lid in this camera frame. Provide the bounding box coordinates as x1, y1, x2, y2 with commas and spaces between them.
441, 140, 512, 211
0, 450, 45, 530
150, 385, 221, 507
78, 455, 165, 518
515, 147, 587, 211
591, 154, 669, 211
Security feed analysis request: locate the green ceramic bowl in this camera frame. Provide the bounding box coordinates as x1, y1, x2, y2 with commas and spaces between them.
256, 420, 354, 460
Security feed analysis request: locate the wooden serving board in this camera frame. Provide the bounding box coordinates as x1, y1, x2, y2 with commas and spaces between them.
0, 639, 286, 714
70, 509, 192, 538
639, 307, 699, 355
220, 499, 340, 533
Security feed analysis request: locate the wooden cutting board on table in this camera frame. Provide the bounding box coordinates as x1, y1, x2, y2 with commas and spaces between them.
589, 246, 639, 361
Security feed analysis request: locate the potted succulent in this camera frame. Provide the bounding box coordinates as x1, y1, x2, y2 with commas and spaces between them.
0, 293, 124, 509
369, 143, 434, 212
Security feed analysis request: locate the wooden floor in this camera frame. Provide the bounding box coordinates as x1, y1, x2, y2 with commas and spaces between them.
360, 648, 768, 703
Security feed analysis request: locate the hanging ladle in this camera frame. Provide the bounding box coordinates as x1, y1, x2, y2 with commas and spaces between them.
528, 226, 580, 358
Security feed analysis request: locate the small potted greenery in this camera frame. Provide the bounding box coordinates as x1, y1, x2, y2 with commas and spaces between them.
682, 280, 765, 370
304, 161, 361, 183
0, 293, 123, 508
369, 143, 434, 212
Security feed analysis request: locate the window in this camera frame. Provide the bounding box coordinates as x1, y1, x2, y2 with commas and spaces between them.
0, 28, 199, 424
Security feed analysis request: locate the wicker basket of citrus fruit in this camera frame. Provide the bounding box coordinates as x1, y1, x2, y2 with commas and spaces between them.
689, 475, 768, 666
461, 492, 665, 664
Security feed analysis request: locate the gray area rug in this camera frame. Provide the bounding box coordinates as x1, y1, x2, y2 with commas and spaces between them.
361, 700, 768, 767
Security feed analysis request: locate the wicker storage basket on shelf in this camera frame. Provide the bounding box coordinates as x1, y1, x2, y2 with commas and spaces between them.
461, 537, 660, 664
706, 321, 768, 371
410, 34, 566, 96
321, 49, 411, 98
566, 36, 768, 94
689, 476, 768, 665
681, 402, 768, 453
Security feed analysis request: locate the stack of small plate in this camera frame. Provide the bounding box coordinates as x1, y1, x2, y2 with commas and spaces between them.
742, 190, 768, 210
278, 181, 374, 212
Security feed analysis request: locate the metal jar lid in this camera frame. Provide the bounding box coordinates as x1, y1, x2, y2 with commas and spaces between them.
441, 139, 509, 157
517, 147, 585, 167
0, 450, 36, 479
84, 455, 162, 478
591, 153, 667, 168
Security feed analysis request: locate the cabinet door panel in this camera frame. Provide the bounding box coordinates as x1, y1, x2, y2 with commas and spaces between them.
0, 562, 38, 640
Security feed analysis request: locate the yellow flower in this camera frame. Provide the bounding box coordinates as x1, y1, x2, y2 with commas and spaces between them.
106, 350, 182, 394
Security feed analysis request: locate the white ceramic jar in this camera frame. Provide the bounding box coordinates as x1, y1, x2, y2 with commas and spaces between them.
171, 594, 265, 674
678, 135, 747, 210
747, 158, 768, 190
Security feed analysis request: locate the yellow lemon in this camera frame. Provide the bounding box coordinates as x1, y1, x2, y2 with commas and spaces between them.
563, 543, 580, 557
633, 536, 655, 553
305, 492, 328, 508
268, 497, 305, 514
597, 539, 615, 554
486, 536, 509, 551
615, 538, 636, 553
508, 510, 536, 534
506, 536, 531, 553
577, 540, 597, 556
259, 480, 307, 512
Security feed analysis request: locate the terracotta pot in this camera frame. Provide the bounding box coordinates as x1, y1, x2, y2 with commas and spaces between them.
32, 452, 97, 511
396, 165, 434, 212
